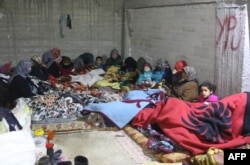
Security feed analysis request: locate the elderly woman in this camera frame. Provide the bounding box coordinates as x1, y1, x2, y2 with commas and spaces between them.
170, 66, 199, 102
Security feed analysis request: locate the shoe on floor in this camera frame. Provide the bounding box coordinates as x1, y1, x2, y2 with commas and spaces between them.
74, 155, 88, 165
38, 155, 51, 165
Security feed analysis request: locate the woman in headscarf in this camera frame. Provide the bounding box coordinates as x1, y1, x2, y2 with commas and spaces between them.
171, 60, 188, 87
120, 56, 137, 73
9, 60, 39, 102
42, 48, 62, 78
170, 66, 199, 102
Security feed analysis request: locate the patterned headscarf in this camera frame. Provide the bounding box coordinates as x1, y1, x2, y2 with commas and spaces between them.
14, 60, 33, 78
42, 48, 62, 68
155, 58, 171, 70
183, 66, 197, 81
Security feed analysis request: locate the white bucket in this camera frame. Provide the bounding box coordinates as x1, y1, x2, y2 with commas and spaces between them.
34, 137, 47, 160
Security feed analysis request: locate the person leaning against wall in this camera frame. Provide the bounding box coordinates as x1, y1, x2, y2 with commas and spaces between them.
104, 48, 123, 71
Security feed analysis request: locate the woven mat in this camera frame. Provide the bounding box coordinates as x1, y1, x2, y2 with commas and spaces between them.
31, 120, 119, 135
31, 120, 92, 133
113, 130, 155, 164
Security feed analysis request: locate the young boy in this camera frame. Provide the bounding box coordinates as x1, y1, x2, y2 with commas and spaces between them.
95, 56, 104, 69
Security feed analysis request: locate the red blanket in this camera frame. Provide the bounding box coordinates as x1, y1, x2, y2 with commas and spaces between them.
131, 92, 250, 155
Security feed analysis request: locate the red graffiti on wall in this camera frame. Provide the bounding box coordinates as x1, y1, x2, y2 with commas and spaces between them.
216, 14, 242, 52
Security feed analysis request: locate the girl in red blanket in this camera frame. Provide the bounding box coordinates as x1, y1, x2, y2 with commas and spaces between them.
198, 80, 219, 105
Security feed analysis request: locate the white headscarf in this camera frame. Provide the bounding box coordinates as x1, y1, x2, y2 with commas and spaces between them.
183, 66, 197, 81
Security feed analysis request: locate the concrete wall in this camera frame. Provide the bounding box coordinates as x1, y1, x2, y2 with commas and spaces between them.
123, 0, 216, 85
123, 0, 250, 97
0, 0, 249, 97
0, 0, 123, 65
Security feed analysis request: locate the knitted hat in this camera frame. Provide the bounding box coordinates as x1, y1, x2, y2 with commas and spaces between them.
144, 63, 151, 68
172, 60, 187, 74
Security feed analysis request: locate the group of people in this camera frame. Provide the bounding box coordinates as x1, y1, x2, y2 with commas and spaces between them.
1, 48, 124, 106
167, 60, 219, 105
120, 57, 219, 105
1, 47, 219, 108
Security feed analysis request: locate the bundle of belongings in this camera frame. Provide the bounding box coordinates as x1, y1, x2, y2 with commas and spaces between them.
0, 99, 36, 165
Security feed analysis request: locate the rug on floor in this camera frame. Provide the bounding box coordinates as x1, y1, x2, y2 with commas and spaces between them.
52, 130, 142, 165
113, 130, 155, 164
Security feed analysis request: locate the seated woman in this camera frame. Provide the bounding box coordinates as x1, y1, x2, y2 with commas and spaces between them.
120, 57, 137, 73
104, 48, 123, 71
8, 60, 41, 102
120, 57, 138, 89
170, 66, 199, 102
42, 48, 62, 78
73, 52, 94, 73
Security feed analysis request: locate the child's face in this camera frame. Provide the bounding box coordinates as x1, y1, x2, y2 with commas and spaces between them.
200, 86, 213, 98
144, 66, 150, 72
96, 58, 102, 65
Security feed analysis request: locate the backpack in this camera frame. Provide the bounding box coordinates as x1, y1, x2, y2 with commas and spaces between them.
0, 77, 12, 106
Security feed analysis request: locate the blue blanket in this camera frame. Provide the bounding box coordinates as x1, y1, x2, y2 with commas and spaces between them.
83, 89, 163, 128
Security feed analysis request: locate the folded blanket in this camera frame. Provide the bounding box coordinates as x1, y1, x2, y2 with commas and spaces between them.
83, 89, 164, 129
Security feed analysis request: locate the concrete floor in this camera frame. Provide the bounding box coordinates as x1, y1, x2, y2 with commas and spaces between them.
52, 130, 151, 165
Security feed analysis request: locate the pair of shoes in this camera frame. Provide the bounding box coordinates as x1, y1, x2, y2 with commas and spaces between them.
57, 155, 88, 165
74, 155, 88, 165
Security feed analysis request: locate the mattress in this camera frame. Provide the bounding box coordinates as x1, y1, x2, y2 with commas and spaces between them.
123, 126, 190, 163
